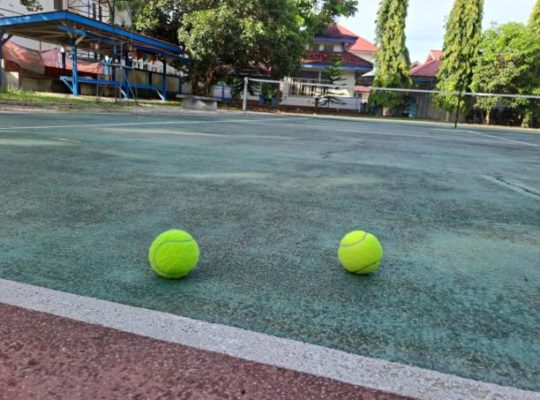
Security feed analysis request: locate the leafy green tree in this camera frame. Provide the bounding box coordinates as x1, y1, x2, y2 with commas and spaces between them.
471, 23, 540, 127
370, 0, 412, 112
435, 0, 484, 114
296, 0, 358, 35
315, 54, 346, 109
132, 0, 357, 94
132, 0, 185, 45
176, 0, 307, 94
530, 0, 540, 34
19, 0, 42, 11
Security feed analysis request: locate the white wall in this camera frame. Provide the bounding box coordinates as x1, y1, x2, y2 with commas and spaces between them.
350, 50, 375, 63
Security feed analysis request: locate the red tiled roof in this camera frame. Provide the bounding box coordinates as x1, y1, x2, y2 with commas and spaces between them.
317, 24, 376, 53
350, 36, 377, 53
321, 23, 359, 39
429, 50, 443, 60
303, 50, 373, 68
410, 58, 440, 77
410, 50, 442, 77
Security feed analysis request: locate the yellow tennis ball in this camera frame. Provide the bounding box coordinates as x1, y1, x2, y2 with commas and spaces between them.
149, 229, 200, 279
338, 231, 383, 275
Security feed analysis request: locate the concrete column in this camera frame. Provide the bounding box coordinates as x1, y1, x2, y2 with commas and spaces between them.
161, 59, 167, 101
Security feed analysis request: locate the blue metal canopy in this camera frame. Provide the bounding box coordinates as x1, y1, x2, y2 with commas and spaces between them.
0, 11, 185, 61
0, 11, 187, 101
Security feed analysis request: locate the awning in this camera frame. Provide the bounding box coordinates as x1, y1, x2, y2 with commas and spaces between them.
0, 11, 187, 62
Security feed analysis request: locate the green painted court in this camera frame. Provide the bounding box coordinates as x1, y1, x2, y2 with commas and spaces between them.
0, 111, 539, 392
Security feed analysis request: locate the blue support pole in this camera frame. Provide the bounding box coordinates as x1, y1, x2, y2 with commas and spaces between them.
71, 40, 79, 96
161, 59, 167, 102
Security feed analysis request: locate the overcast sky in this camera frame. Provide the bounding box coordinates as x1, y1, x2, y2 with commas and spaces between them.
340, 0, 536, 62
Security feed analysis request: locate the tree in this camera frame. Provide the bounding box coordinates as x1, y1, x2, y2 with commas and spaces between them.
132, 0, 357, 95
471, 23, 540, 127
435, 0, 484, 114
530, 0, 540, 34
369, 0, 412, 112
176, 0, 307, 94
19, 0, 42, 11
132, 0, 185, 45
315, 54, 346, 109
296, 0, 358, 35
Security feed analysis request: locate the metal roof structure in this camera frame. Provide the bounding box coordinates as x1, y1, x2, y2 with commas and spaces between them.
0, 10, 185, 61
0, 11, 188, 100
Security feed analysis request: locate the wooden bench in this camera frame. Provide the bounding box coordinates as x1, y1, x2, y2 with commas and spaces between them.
177, 94, 219, 111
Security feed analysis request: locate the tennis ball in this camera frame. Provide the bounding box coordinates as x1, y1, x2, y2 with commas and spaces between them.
149, 230, 200, 279
338, 231, 383, 275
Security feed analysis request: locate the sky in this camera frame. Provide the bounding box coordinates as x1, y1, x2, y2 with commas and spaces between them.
340, 0, 537, 62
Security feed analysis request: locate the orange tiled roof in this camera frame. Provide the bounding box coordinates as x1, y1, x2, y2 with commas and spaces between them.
410, 50, 443, 78
318, 24, 377, 53
321, 23, 359, 39
429, 50, 443, 60
350, 37, 377, 53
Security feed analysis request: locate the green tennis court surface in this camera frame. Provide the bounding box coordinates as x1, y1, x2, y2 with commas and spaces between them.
0, 111, 539, 391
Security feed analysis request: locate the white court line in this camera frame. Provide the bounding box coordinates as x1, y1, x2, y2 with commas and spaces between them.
464, 130, 539, 148
0, 116, 307, 132
2, 115, 536, 148
255, 120, 539, 147
0, 279, 537, 400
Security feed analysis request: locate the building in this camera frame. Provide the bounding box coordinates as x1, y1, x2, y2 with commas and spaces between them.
0, 4, 185, 98
0, 0, 129, 50
273, 24, 376, 111
296, 23, 376, 88
410, 50, 442, 89
410, 50, 446, 119
0, 1, 183, 97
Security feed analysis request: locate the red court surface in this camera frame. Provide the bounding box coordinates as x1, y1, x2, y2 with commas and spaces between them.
0, 303, 409, 400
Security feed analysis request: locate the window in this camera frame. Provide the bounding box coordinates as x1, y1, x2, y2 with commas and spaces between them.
324, 44, 334, 52
54, 0, 63, 10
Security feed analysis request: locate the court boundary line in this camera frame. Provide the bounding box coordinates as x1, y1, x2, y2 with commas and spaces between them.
245, 110, 540, 134
0, 116, 307, 132
252, 120, 539, 147
463, 130, 539, 147
1, 113, 537, 148
0, 279, 537, 400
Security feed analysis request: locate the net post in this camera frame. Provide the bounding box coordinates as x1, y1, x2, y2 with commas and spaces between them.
454, 88, 463, 129
242, 77, 249, 112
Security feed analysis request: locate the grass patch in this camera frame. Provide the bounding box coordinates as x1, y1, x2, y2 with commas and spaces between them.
0, 88, 182, 109
0, 88, 98, 105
